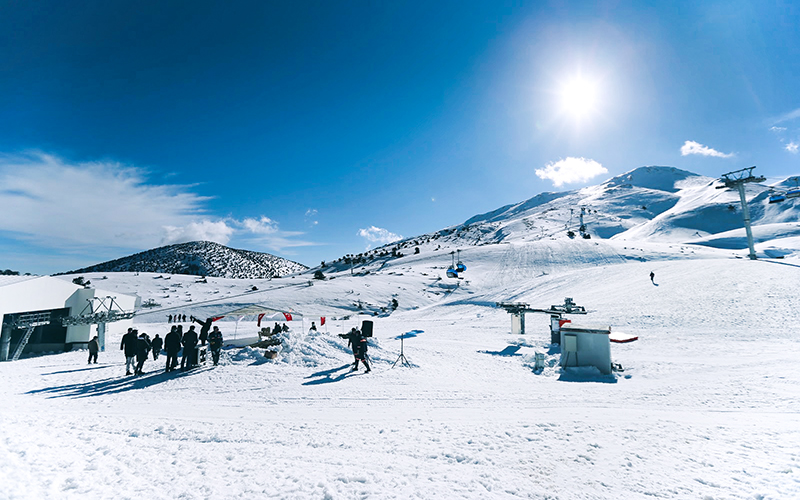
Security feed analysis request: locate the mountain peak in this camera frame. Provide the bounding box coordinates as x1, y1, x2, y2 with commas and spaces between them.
602, 166, 702, 193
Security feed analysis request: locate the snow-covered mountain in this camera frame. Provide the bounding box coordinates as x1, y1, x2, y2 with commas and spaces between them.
322, 166, 800, 273
62, 240, 308, 279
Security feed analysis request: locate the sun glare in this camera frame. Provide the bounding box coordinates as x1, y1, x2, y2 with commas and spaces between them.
560, 77, 599, 121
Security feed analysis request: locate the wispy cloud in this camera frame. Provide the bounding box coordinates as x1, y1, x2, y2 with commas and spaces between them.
535, 157, 608, 187
0, 152, 313, 257
304, 208, 319, 226
773, 107, 800, 125
680, 140, 734, 158
770, 126, 787, 133
786, 142, 799, 154
357, 226, 402, 248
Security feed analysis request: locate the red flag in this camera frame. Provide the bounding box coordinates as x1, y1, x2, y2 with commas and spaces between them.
257, 313, 265, 326
283, 312, 293, 321
211, 316, 224, 322
320, 317, 326, 326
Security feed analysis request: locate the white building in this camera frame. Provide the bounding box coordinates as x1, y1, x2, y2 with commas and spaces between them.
0, 276, 138, 360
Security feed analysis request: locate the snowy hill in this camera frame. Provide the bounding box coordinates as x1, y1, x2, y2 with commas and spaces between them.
319, 166, 800, 275
61, 240, 308, 279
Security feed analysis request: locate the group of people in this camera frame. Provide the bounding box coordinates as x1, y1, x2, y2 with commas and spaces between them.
167, 314, 187, 323
119, 316, 224, 375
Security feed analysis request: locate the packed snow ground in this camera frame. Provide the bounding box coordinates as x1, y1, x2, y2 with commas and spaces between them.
2, 240, 800, 499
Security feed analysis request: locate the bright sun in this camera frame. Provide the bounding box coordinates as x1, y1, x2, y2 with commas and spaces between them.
560, 77, 599, 120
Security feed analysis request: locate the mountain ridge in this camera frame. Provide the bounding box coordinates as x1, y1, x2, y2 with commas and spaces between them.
61, 241, 308, 279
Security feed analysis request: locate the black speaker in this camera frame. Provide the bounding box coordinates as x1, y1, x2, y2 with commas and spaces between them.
361, 320, 374, 337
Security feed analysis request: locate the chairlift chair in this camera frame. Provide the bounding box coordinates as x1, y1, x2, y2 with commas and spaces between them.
446, 251, 459, 278
769, 190, 786, 204
786, 188, 800, 199
455, 249, 466, 273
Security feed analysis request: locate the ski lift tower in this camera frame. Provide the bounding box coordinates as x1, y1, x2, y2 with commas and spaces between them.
0, 312, 51, 361
61, 296, 136, 351
716, 166, 765, 260
496, 297, 587, 344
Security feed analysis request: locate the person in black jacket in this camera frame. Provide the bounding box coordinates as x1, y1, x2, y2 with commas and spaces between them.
164, 326, 181, 372
134, 332, 151, 375
208, 325, 223, 366
87, 335, 100, 364
120, 328, 139, 375
191, 316, 213, 346
181, 325, 199, 370
151, 334, 163, 361
353, 332, 371, 373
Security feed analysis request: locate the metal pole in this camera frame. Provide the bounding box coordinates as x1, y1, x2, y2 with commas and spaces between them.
97, 322, 106, 352
0, 322, 11, 361
737, 183, 757, 260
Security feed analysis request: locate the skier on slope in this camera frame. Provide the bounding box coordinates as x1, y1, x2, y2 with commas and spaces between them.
650, 271, 655, 283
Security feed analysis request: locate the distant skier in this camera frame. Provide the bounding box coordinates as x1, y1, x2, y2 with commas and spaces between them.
208, 326, 223, 366
650, 271, 655, 283
151, 334, 163, 361
120, 328, 138, 375
309, 321, 317, 332
87, 335, 99, 364
164, 326, 181, 372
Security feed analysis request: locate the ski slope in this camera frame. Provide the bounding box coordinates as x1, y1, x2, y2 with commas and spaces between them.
2, 237, 799, 499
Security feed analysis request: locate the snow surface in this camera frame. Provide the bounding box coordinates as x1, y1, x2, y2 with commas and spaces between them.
2, 167, 800, 499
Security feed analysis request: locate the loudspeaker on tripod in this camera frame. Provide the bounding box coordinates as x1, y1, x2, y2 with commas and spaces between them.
361, 320, 373, 337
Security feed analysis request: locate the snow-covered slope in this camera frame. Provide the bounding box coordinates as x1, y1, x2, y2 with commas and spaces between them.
4, 239, 800, 499
62, 240, 308, 279
3, 165, 800, 499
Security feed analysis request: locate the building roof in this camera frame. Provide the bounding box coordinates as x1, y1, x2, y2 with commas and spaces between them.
0, 275, 40, 287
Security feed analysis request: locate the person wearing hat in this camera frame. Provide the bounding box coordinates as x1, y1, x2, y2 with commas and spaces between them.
120, 328, 138, 375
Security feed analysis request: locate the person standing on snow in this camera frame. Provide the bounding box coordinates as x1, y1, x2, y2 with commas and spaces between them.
353, 332, 371, 373
208, 325, 223, 366
120, 328, 138, 375
650, 271, 655, 283
134, 332, 151, 375
164, 326, 181, 372
87, 335, 100, 364
151, 334, 163, 361
181, 324, 198, 370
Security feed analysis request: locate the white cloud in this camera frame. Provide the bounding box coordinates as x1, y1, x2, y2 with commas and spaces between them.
304, 208, 319, 226
773, 107, 800, 125
679, 140, 734, 158
770, 126, 787, 133
162, 220, 235, 245
786, 142, 799, 154
535, 157, 608, 187
241, 216, 279, 235
358, 226, 403, 247
0, 152, 314, 256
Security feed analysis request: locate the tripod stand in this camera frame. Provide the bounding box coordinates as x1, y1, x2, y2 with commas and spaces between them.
392, 331, 412, 368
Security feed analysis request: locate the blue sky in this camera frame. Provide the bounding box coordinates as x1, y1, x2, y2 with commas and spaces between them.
1, 0, 798, 274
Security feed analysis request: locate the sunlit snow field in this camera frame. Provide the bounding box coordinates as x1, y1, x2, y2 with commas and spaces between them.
2, 238, 799, 499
